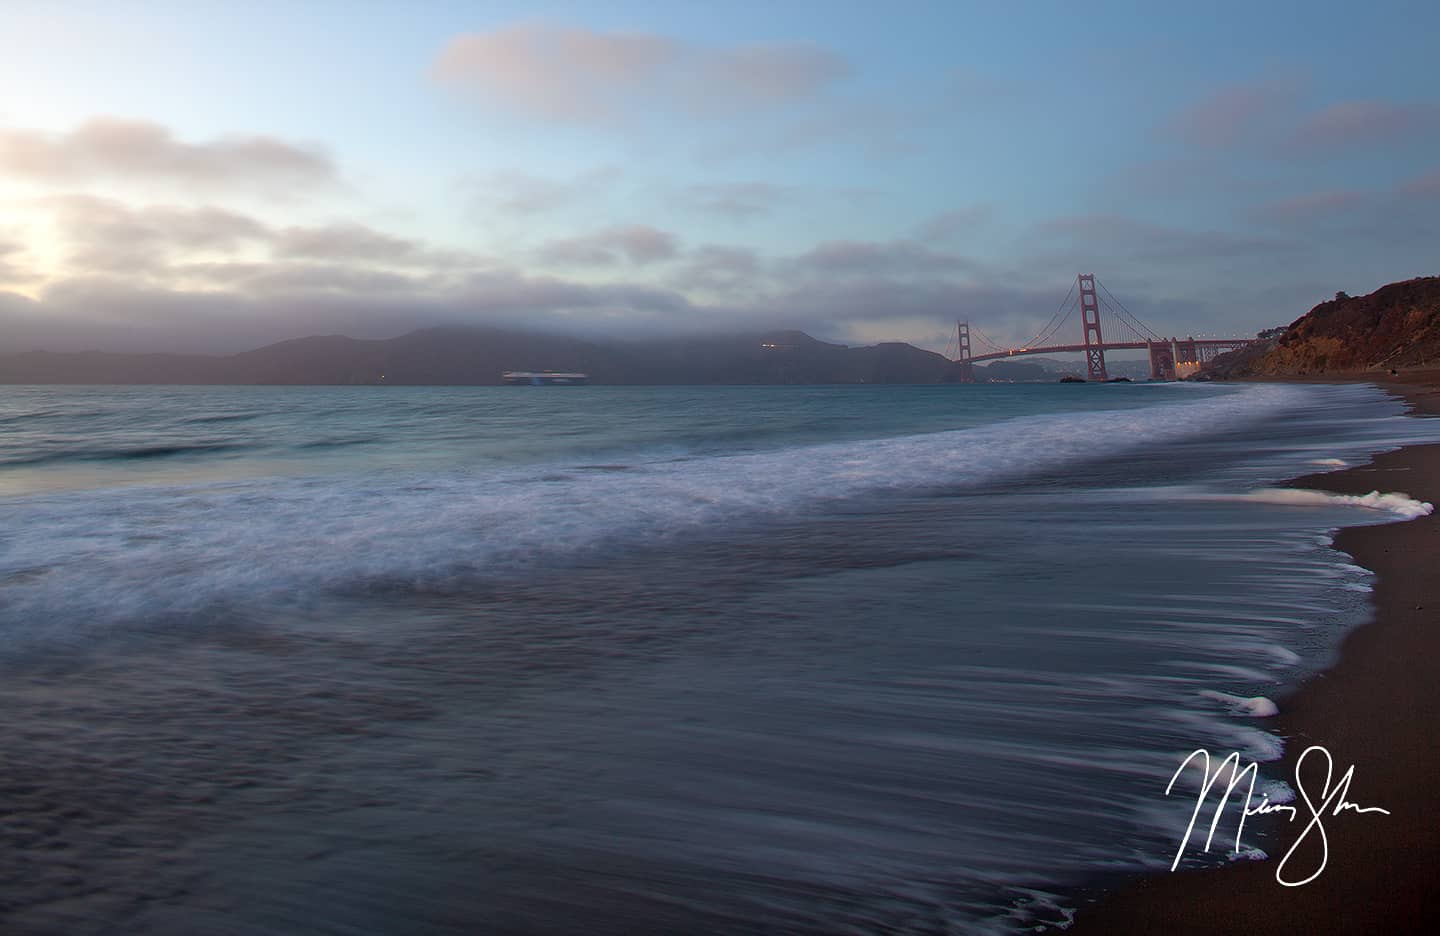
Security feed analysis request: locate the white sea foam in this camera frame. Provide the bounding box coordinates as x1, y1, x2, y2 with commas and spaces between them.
1228, 844, 1269, 862
1261, 644, 1302, 666
1170, 711, 1286, 764
1308, 458, 1349, 467
1259, 778, 1295, 805
1237, 727, 1284, 762
1199, 690, 1280, 718
1219, 488, 1433, 520
0, 382, 1347, 636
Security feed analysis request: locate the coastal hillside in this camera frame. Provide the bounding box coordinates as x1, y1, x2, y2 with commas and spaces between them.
1208, 276, 1440, 377
0, 327, 965, 385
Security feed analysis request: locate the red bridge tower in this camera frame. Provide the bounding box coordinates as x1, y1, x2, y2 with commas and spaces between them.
956, 321, 974, 383
1078, 273, 1107, 381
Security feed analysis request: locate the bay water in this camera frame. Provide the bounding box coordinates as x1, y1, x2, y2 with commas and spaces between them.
1, 381, 1436, 934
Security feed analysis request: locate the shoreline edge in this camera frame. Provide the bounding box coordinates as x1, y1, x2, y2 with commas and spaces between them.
1069, 373, 1440, 934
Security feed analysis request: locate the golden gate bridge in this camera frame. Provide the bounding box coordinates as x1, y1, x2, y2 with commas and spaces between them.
951, 274, 1254, 382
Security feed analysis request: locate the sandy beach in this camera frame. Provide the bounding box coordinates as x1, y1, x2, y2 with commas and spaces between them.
1074, 372, 1440, 934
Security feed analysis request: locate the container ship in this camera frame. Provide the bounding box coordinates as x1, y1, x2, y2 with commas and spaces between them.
501, 371, 589, 385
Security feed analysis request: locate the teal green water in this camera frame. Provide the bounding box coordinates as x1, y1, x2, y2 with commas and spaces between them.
0, 383, 1246, 496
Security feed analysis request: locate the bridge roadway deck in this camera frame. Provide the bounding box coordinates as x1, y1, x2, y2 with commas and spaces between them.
967, 339, 1248, 364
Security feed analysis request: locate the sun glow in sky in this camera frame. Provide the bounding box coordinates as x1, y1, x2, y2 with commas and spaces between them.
1, 0, 1438, 353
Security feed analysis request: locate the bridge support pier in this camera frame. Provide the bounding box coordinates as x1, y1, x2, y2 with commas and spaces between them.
1172, 337, 1201, 379
1148, 341, 1176, 380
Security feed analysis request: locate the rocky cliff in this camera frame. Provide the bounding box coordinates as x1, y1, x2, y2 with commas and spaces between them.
1208, 276, 1440, 377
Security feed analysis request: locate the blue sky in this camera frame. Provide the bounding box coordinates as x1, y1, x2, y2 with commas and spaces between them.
1, 0, 1437, 353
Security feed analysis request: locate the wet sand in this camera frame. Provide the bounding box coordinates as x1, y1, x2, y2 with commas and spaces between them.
1073, 372, 1440, 934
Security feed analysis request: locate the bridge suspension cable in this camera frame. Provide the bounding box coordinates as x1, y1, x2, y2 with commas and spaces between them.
1098, 297, 1148, 343
968, 324, 1010, 354
1098, 298, 1156, 343
1004, 278, 1079, 351
1095, 277, 1162, 342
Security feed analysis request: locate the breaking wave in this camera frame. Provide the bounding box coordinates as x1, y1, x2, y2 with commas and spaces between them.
0, 384, 1317, 638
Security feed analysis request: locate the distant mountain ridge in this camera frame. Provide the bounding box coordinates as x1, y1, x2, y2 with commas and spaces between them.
0, 327, 966, 386
1207, 276, 1440, 377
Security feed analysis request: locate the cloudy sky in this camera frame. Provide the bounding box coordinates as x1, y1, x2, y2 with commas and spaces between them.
1, 0, 1437, 354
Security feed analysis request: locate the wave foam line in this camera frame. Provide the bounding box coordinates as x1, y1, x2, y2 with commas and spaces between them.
1233, 488, 1433, 520
0, 384, 1315, 636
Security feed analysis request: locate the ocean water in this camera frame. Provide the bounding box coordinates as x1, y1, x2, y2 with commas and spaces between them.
1, 381, 1437, 935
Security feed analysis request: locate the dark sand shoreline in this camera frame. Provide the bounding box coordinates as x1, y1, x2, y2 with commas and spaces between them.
1071, 372, 1440, 934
